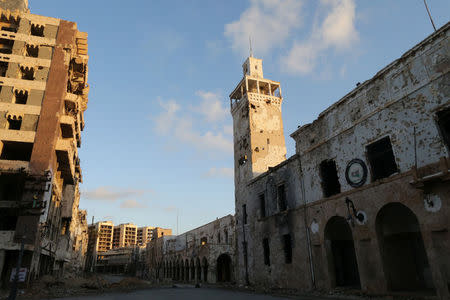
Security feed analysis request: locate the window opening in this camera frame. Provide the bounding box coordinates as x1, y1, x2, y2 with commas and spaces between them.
200, 237, 207, 245
263, 238, 270, 266
277, 184, 287, 211
242, 204, 248, 224
436, 107, 450, 150
283, 234, 292, 264
31, 23, 44, 37
14, 90, 28, 104
60, 123, 73, 139
0, 61, 8, 76
0, 38, 13, 54
320, 159, 341, 197
0, 141, 33, 161
259, 193, 266, 218
26, 44, 39, 57
20, 66, 34, 80
7, 117, 21, 130
366, 136, 398, 181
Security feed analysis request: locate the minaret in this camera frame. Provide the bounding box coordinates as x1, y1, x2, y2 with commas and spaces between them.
229, 56, 287, 185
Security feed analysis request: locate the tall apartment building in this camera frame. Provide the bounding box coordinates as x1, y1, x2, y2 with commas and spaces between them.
137, 226, 154, 247
85, 221, 113, 271
152, 227, 172, 240
113, 223, 137, 248
0, 0, 89, 285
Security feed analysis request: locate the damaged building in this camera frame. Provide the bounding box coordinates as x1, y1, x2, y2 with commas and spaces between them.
146, 215, 235, 284
0, 0, 89, 286
231, 22, 449, 299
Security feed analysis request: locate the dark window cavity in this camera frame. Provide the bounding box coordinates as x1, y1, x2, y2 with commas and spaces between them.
277, 184, 287, 211
7, 118, 21, 130
366, 136, 398, 181
283, 234, 293, 264
436, 107, 450, 149
0, 141, 33, 161
14, 90, 28, 105
263, 238, 270, 266
31, 24, 44, 37
320, 159, 341, 197
242, 204, 248, 224
259, 193, 266, 218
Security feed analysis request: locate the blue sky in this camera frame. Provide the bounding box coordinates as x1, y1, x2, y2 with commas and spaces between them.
30, 1, 449, 234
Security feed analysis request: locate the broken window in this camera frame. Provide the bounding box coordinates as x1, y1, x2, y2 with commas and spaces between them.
259, 193, 266, 218
366, 136, 398, 181
0, 141, 33, 161
0, 38, 13, 54
20, 66, 34, 80
242, 204, 248, 224
7, 117, 21, 130
0, 61, 8, 76
320, 159, 341, 197
277, 184, 287, 211
14, 90, 28, 104
26, 44, 39, 57
283, 234, 292, 264
60, 123, 73, 139
0, 174, 25, 201
263, 238, 270, 266
436, 107, 450, 150
31, 23, 44, 37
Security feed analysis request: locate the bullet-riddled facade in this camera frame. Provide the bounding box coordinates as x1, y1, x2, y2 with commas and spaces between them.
0, 0, 89, 285
231, 23, 449, 299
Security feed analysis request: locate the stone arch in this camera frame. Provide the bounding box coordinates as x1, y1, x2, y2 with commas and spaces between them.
196, 257, 201, 281
202, 257, 208, 282
217, 253, 232, 282
185, 259, 189, 281
324, 216, 361, 288
376, 202, 434, 292
190, 258, 195, 280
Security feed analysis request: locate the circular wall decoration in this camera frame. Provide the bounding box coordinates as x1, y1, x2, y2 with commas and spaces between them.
345, 159, 368, 187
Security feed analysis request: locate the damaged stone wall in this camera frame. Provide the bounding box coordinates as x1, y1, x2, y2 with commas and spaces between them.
231, 22, 449, 299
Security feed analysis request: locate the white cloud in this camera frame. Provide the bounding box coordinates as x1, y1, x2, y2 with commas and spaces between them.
224, 0, 304, 56
82, 186, 149, 201
120, 199, 147, 209
203, 167, 234, 178
281, 0, 358, 75
153, 92, 233, 154
154, 98, 180, 135
195, 91, 228, 123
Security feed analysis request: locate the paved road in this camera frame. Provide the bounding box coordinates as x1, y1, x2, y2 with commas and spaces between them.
54, 287, 298, 300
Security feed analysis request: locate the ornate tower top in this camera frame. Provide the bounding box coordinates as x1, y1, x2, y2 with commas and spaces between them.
230, 56, 287, 184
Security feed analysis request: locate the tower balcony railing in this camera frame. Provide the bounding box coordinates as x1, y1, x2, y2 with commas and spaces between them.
231, 92, 282, 111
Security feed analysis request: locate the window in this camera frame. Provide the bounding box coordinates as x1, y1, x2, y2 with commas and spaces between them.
277, 184, 287, 211
436, 107, 450, 149
283, 234, 292, 264
30, 23, 44, 37
259, 193, 266, 218
242, 204, 247, 225
26, 44, 39, 57
200, 237, 207, 245
366, 136, 398, 181
14, 90, 28, 104
20, 66, 34, 80
0, 141, 33, 161
7, 117, 21, 130
218, 232, 221, 243
263, 238, 270, 266
224, 229, 228, 244
0, 61, 8, 76
319, 159, 341, 197
0, 39, 13, 54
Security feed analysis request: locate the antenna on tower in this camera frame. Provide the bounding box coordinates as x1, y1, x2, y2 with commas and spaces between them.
249, 36, 253, 57
423, 0, 437, 31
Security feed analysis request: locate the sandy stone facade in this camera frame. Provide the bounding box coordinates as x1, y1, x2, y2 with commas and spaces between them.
231, 23, 449, 299
146, 215, 235, 284
0, 0, 89, 286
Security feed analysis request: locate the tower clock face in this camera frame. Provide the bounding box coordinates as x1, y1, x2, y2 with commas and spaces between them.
345, 159, 368, 187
